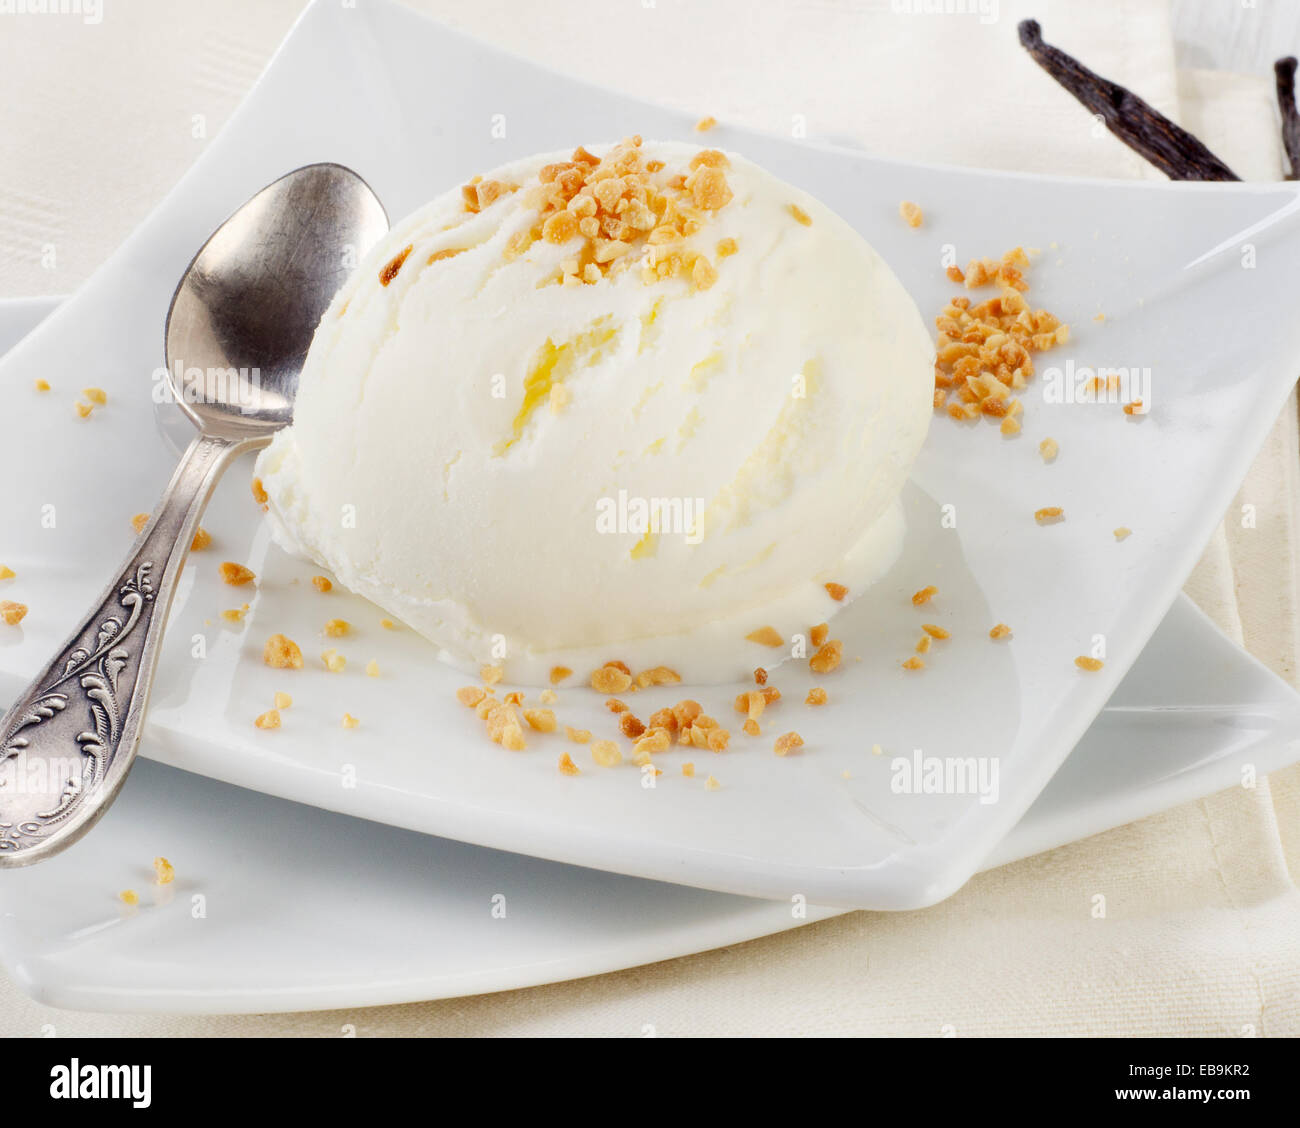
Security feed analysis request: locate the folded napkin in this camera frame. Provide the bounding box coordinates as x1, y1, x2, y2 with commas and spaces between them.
0, 0, 1296, 1035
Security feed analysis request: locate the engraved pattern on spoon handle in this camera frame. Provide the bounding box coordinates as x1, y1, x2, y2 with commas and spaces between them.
0, 432, 244, 866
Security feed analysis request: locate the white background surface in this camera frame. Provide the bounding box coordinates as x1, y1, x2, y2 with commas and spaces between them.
1, 0, 1299, 1036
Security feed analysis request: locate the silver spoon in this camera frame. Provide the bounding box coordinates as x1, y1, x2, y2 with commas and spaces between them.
0, 164, 388, 866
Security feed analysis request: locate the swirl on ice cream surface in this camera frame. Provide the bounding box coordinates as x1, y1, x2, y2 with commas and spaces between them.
256, 137, 933, 684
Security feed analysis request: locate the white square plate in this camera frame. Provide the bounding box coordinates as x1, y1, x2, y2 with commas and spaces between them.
3, 0, 1300, 909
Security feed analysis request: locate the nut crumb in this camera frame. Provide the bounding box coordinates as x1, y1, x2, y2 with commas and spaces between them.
380, 618, 397, 630
590, 740, 621, 767
558, 752, 581, 776
365, 659, 380, 677
131, 513, 149, 534
481, 664, 504, 685
921, 623, 949, 640
311, 575, 333, 593
75, 401, 93, 419
824, 582, 848, 601
704, 774, 721, 790
34, 378, 50, 392
191, 527, 212, 551
251, 477, 269, 507
695, 115, 718, 132
341, 713, 360, 729
274, 691, 293, 710
899, 200, 923, 228
774, 731, 804, 756
635, 665, 681, 688
549, 665, 572, 685
255, 709, 281, 730
566, 726, 593, 744
1075, 656, 1104, 671
746, 625, 783, 647
911, 585, 938, 606
321, 649, 347, 673
809, 640, 843, 674
1034, 507, 1064, 525
682, 762, 695, 777
0, 600, 28, 626
525, 708, 558, 733
263, 634, 303, 669
902, 656, 925, 671
810, 622, 829, 648
1114, 526, 1132, 541
0, 565, 13, 580
119, 890, 139, 906
805, 688, 828, 705
456, 686, 486, 707
743, 719, 761, 737
787, 203, 812, 226
153, 857, 175, 885
219, 562, 255, 586
83, 387, 107, 405
1039, 437, 1059, 462
619, 712, 646, 738
915, 635, 931, 655
591, 665, 633, 694
754, 667, 767, 686
323, 618, 351, 637
989, 623, 1012, 640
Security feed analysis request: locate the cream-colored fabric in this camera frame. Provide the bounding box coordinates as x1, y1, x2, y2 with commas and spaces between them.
0, 0, 1297, 1036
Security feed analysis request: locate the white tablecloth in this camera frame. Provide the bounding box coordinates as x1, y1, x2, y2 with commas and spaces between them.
0, 0, 1297, 1035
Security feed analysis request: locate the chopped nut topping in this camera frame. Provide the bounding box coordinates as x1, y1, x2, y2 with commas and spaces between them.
805, 688, 828, 705
605, 698, 629, 713
120, 889, 139, 906
672, 699, 702, 726
263, 634, 303, 669
557, 752, 581, 776
901, 656, 925, 671
989, 623, 1012, 640
911, 585, 938, 606
1114, 526, 1132, 541
915, 635, 932, 655
824, 582, 848, 601
525, 708, 557, 732
481, 664, 504, 685
682, 762, 695, 777
153, 857, 175, 886
323, 618, 351, 637
635, 665, 681, 688
311, 575, 333, 593
634, 730, 671, 757
34, 378, 50, 392
191, 527, 212, 551
218, 562, 255, 586
809, 640, 843, 675
255, 709, 281, 730
274, 691, 293, 710
549, 665, 572, 685
704, 775, 721, 790
921, 624, 949, 640
1000, 416, 1021, 437
946, 266, 965, 284
566, 726, 593, 744
1039, 437, 1059, 462
716, 237, 738, 257
539, 688, 557, 705
694, 115, 718, 132
380, 618, 397, 630
787, 203, 812, 226
899, 201, 923, 228
341, 713, 360, 730
774, 731, 804, 756
742, 719, 761, 737
746, 626, 783, 648
503, 691, 524, 705
220, 606, 248, 624
365, 659, 380, 678
83, 387, 107, 405
0, 565, 13, 580
321, 649, 346, 673
620, 713, 647, 738
131, 513, 149, 534
1, 600, 28, 626
75, 401, 93, 419
754, 667, 768, 686
379, 244, 413, 286
1034, 507, 1064, 525
810, 622, 829, 648
590, 740, 621, 767
251, 477, 269, 507
1123, 400, 1144, 416
1075, 656, 1104, 671
591, 665, 633, 694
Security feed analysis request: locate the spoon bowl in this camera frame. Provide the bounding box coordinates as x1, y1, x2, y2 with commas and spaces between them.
0, 163, 388, 866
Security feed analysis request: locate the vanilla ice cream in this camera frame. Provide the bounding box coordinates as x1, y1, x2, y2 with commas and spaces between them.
256, 138, 933, 683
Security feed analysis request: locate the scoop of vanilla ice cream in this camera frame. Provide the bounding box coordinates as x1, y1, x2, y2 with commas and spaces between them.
257, 139, 933, 683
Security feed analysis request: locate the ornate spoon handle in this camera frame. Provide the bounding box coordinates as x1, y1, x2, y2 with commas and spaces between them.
0, 431, 249, 866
